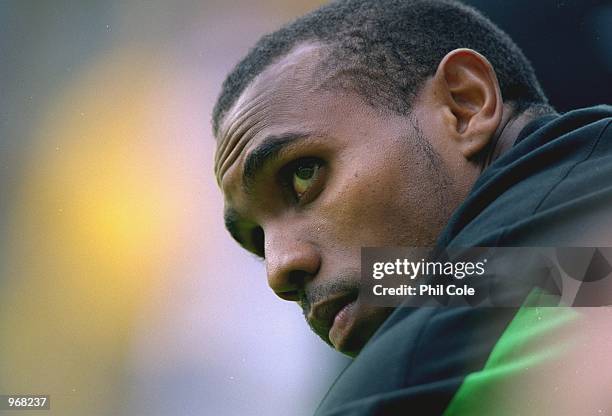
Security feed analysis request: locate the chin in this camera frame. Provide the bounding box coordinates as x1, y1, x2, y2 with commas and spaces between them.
330, 304, 394, 358
331, 326, 375, 357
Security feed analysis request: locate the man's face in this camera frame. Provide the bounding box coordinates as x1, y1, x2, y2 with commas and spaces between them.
215, 43, 468, 356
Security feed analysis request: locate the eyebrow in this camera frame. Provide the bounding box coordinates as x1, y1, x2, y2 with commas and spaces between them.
242, 132, 310, 194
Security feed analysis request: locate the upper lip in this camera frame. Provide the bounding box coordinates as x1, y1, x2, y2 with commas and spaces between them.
307, 290, 359, 332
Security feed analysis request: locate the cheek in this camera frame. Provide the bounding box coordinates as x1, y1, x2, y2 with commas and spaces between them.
317, 147, 449, 247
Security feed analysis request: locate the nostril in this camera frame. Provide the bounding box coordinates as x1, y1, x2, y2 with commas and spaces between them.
275, 270, 310, 301
288, 269, 310, 287
277, 290, 300, 301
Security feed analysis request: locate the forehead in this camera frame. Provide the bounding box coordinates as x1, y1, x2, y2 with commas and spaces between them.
216, 45, 326, 156
218, 41, 328, 136
215, 43, 345, 188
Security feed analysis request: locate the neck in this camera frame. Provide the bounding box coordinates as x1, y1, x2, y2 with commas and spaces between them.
480, 105, 539, 171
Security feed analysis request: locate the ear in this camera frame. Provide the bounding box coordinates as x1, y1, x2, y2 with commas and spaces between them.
431, 48, 503, 159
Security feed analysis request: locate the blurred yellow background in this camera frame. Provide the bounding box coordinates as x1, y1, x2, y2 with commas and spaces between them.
0, 1, 346, 415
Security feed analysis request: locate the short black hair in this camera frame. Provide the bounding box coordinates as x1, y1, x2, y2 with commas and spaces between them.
212, 0, 549, 136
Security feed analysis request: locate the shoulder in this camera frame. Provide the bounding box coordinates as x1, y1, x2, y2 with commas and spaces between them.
439, 105, 612, 246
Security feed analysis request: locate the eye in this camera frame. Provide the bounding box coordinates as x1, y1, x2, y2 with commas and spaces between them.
291, 158, 322, 199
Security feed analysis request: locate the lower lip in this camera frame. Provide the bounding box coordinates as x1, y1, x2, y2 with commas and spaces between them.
329, 300, 357, 348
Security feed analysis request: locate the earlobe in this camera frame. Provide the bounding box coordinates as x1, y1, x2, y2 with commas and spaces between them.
432, 48, 503, 159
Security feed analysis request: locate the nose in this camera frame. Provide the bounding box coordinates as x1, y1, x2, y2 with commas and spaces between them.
265, 231, 321, 301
